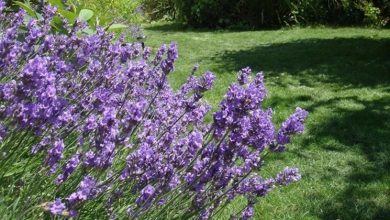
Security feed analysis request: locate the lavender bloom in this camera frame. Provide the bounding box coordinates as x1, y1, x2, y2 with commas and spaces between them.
68, 176, 98, 206
0, 5, 308, 219
276, 167, 301, 185
0, 124, 7, 142
241, 205, 254, 220
160, 42, 178, 74
43, 5, 57, 20
278, 107, 308, 143
0, 0, 5, 12
47, 139, 65, 173
199, 71, 215, 91
237, 176, 275, 197
143, 47, 151, 60
153, 44, 167, 66
136, 185, 156, 206
55, 153, 81, 185
167, 42, 179, 61
271, 107, 308, 152
237, 67, 251, 85
200, 207, 213, 220
48, 199, 66, 215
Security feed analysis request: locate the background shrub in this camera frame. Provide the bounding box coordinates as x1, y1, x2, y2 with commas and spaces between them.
172, 0, 389, 28
289, 0, 389, 26
75, 0, 143, 24
7, 0, 388, 27
141, 0, 176, 21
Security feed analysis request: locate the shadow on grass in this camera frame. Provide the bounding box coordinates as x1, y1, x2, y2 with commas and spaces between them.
306, 96, 390, 219
211, 37, 390, 218
210, 37, 390, 88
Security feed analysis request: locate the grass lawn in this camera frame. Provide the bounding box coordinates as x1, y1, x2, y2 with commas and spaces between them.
143, 23, 390, 219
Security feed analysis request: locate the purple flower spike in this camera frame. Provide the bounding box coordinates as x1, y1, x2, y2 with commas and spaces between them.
199, 71, 215, 91
48, 199, 66, 215
241, 205, 254, 220
0, 0, 5, 12
55, 153, 81, 185
68, 176, 98, 206
237, 67, 252, 85
0, 5, 308, 218
276, 167, 302, 185
136, 185, 156, 206
276, 107, 308, 147
0, 124, 7, 142
47, 139, 65, 173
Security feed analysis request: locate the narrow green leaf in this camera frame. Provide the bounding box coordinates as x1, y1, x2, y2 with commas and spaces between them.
12, 197, 20, 212
3, 161, 27, 177
14, 1, 37, 18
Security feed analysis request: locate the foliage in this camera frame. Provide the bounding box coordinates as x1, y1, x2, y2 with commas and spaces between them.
75, 0, 143, 24
288, 0, 389, 26
143, 23, 390, 219
171, 0, 389, 28
5, 0, 129, 35
141, 0, 177, 21
0, 2, 307, 219
359, 0, 388, 26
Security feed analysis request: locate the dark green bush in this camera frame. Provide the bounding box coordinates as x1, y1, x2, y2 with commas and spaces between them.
76, 0, 142, 24
174, 0, 291, 28
141, 0, 176, 21
289, 0, 388, 26
173, 0, 389, 28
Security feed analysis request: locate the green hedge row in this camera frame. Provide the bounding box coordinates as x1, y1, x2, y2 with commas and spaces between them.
142, 0, 389, 28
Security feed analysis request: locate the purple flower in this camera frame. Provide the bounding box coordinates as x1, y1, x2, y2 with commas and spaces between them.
68, 176, 98, 206
167, 42, 178, 61
237, 176, 275, 197
199, 71, 215, 91
136, 185, 156, 206
276, 167, 301, 185
0, 0, 5, 12
47, 139, 65, 173
48, 199, 66, 215
55, 153, 81, 185
0, 124, 7, 142
241, 205, 254, 220
43, 5, 57, 19
273, 107, 308, 151
143, 47, 151, 60
199, 207, 213, 220
0, 6, 308, 218
153, 44, 166, 66
237, 67, 251, 85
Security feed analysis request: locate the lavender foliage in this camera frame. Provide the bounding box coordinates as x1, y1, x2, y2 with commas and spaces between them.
0, 2, 308, 219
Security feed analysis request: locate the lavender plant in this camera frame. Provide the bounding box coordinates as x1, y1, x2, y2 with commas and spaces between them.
0, 2, 308, 219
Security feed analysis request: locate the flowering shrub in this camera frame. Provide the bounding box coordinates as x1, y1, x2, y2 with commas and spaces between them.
0, 2, 308, 219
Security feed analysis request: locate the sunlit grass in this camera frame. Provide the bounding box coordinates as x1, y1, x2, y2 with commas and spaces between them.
143, 23, 390, 219
1, 23, 388, 219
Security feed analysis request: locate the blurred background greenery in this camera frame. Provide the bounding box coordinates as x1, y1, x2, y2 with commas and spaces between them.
4, 0, 389, 28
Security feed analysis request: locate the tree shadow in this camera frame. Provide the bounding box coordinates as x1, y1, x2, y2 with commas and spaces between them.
210, 37, 390, 88
299, 95, 390, 219
216, 37, 390, 218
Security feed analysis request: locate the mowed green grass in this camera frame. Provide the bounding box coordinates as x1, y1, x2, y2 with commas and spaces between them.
143, 23, 390, 219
